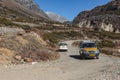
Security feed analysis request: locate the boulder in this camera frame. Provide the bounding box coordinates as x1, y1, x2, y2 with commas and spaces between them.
14, 55, 22, 61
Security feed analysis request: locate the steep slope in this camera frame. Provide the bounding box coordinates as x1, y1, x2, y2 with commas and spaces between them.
73, 0, 120, 33
0, 0, 49, 20
46, 12, 68, 23
14, 0, 48, 19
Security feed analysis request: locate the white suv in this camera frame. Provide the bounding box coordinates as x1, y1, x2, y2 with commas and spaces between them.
59, 42, 68, 51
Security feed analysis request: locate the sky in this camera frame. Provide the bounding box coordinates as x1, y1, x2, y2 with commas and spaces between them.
35, 0, 111, 21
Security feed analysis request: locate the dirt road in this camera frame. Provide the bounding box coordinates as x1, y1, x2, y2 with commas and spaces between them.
0, 40, 120, 80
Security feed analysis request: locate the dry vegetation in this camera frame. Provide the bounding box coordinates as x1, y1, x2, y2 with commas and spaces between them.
0, 48, 15, 64
43, 31, 83, 44
17, 27, 120, 58
0, 32, 59, 65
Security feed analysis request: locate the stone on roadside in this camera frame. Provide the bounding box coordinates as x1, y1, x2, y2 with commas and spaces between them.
118, 49, 120, 53
14, 55, 22, 61
31, 62, 38, 65
24, 58, 33, 62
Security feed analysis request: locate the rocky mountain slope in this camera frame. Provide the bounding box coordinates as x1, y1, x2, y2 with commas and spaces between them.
0, 0, 49, 20
73, 0, 120, 33
14, 0, 48, 19
46, 12, 68, 23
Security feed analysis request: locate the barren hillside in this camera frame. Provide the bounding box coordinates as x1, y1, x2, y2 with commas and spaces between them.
0, 0, 49, 20
73, 0, 120, 33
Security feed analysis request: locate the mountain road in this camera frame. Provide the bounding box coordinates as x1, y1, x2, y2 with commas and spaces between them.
0, 40, 120, 80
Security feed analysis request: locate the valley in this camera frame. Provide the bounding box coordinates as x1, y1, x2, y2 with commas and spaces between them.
0, 0, 120, 80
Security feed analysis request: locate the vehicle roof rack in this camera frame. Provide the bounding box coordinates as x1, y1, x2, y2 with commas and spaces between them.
81, 40, 94, 43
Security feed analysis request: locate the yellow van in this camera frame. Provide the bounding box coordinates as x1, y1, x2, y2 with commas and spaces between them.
79, 40, 99, 59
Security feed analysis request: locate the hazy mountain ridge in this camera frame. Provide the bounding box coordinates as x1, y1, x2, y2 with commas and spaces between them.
73, 0, 120, 33
46, 12, 68, 23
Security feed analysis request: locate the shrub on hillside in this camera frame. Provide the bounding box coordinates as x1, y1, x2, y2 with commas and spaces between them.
100, 49, 113, 55
0, 18, 13, 26
98, 40, 115, 48
99, 31, 120, 39
43, 31, 83, 44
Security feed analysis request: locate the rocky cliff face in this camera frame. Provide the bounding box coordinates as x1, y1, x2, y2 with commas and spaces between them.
73, 0, 120, 33
46, 12, 68, 23
0, 0, 49, 19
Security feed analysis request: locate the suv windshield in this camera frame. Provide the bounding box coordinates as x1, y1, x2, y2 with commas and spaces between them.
59, 43, 67, 46
82, 43, 96, 48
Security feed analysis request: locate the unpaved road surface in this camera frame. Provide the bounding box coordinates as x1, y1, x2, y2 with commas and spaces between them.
0, 40, 120, 80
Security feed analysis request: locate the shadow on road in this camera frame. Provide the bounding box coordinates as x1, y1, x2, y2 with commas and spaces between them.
70, 55, 82, 60
70, 55, 95, 60
56, 49, 68, 52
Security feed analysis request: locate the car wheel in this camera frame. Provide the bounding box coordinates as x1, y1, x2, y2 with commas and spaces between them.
82, 56, 86, 60
82, 53, 86, 60
96, 56, 99, 59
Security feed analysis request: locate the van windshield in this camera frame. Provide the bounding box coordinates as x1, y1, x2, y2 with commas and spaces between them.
82, 43, 96, 48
